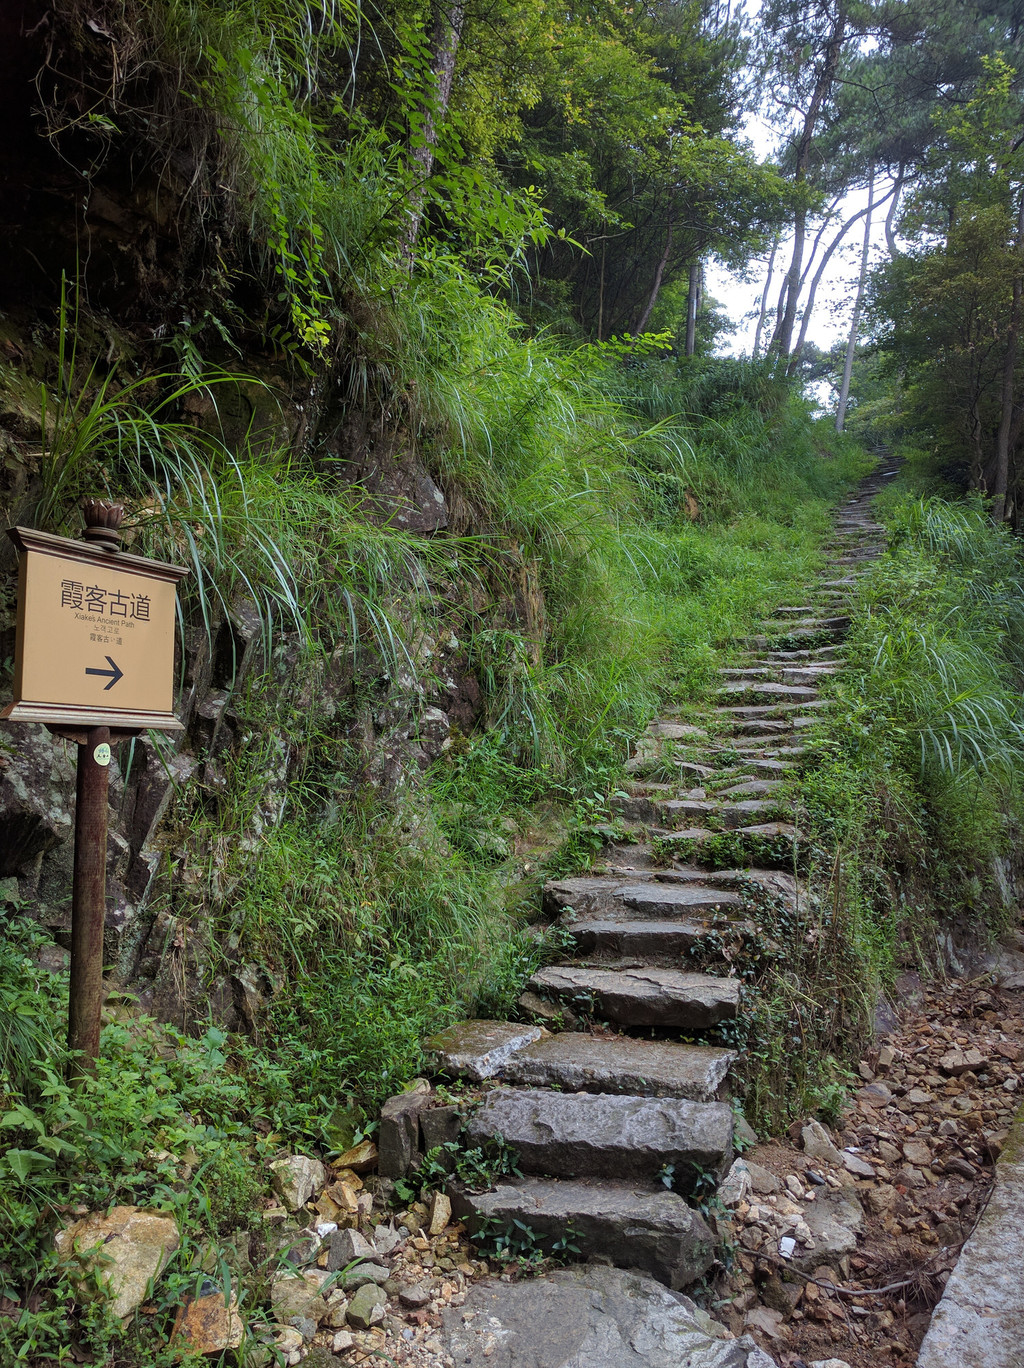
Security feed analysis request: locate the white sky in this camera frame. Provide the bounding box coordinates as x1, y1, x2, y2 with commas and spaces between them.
707, 14, 892, 363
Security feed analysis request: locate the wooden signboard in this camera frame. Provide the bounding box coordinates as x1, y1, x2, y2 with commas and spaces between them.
2, 526, 188, 731
2, 509, 189, 1078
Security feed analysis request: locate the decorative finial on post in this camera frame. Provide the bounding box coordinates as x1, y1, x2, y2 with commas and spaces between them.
81, 499, 125, 552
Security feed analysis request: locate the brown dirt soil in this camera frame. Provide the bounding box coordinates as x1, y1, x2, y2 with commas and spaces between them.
715, 975, 1024, 1367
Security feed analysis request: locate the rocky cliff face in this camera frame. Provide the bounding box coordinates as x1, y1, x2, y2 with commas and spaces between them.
0, 3, 553, 1035
0, 350, 520, 1030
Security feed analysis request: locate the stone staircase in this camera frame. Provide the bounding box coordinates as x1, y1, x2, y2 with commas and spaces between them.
423, 455, 898, 1296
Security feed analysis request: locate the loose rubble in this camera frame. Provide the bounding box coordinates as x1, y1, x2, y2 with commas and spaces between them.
715, 975, 1024, 1368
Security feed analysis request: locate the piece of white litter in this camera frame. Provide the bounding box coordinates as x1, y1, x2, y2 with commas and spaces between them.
778, 1236, 796, 1259
315, 1221, 338, 1238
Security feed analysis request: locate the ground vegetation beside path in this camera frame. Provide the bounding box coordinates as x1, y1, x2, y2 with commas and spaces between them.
371, 456, 1024, 1368
2, 0, 1024, 1361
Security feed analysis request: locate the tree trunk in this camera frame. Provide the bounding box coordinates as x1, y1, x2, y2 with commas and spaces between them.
770, 3, 848, 358
634, 214, 673, 335
993, 212, 1024, 520
835, 166, 875, 433
789, 184, 895, 376
752, 235, 779, 358
402, 0, 466, 259
969, 394, 986, 490
884, 166, 905, 257
992, 286, 1019, 520
685, 260, 700, 355
597, 235, 607, 342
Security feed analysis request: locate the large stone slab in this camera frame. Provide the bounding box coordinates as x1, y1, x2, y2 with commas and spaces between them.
442, 1264, 777, 1368
527, 965, 740, 1029
500, 1032, 735, 1100
916, 1105, 1024, 1368
564, 917, 749, 961
646, 722, 708, 740
656, 799, 720, 826
451, 1176, 716, 1289
734, 720, 792, 736
766, 616, 850, 632
543, 874, 653, 917
465, 1088, 733, 1181
719, 780, 784, 798
423, 1021, 548, 1080
616, 883, 744, 917
717, 682, 819, 700
721, 800, 786, 829
55, 1206, 179, 1320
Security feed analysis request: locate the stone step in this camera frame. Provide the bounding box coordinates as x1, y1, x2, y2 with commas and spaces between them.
441, 1265, 774, 1368
612, 793, 716, 820
739, 626, 841, 648
499, 1031, 736, 1100
563, 916, 752, 962
720, 798, 790, 828
761, 616, 850, 633
645, 721, 707, 741
615, 793, 789, 830
450, 1177, 715, 1289
732, 719, 793, 736
465, 1087, 735, 1182
611, 794, 719, 826
527, 964, 739, 1029
716, 698, 829, 718
423, 1020, 550, 1081
653, 867, 797, 900
656, 823, 798, 870
755, 644, 842, 660
543, 876, 743, 920
721, 742, 807, 758
716, 778, 785, 797
722, 666, 839, 686
624, 755, 713, 779
715, 681, 819, 701
732, 758, 798, 776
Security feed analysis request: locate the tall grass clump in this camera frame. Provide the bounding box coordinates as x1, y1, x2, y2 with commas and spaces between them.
741, 494, 1024, 1131
802, 493, 1024, 1014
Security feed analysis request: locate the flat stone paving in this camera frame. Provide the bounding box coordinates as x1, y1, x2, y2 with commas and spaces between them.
451, 1176, 716, 1289
916, 1102, 1024, 1368
423, 1021, 547, 1080
465, 1087, 734, 1179
527, 964, 741, 1028
500, 1031, 735, 1099
442, 1265, 778, 1368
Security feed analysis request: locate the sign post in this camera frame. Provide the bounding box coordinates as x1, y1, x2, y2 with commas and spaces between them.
2, 500, 188, 1077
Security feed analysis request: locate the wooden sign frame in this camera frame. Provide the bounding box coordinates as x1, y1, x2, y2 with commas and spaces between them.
2, 526, 189, 731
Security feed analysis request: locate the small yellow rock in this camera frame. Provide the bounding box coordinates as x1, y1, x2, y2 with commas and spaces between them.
429, 1192, 452, 1236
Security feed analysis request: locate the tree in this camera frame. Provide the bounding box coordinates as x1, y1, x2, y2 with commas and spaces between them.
869, 55, 1024, 519
835, 164, 875, 432
503, 0, 790, 338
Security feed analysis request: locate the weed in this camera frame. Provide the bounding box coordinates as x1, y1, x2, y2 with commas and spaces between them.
419, 1134, 522, 1192
469, 1214, 580, 1273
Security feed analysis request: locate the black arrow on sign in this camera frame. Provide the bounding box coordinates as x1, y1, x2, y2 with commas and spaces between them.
85, 656, 124, 691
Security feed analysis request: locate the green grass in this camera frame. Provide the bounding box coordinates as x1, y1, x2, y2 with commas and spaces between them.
0, 338, 869, 1359
743, 486, 1024, 1132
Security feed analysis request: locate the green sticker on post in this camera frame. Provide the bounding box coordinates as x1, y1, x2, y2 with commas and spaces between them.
93, 743, 111, 767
